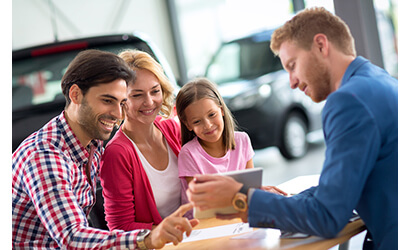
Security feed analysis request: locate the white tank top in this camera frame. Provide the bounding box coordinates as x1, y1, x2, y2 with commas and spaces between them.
131, 139, 181, 218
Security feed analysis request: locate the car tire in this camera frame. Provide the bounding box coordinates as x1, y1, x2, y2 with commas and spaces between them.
279, 112, 308, 160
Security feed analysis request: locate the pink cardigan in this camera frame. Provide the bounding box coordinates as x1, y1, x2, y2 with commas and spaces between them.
100, 116, 191, 231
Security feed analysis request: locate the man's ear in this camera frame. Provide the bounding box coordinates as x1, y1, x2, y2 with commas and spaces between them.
68, 84, 83, 105
313, 33, 329, 57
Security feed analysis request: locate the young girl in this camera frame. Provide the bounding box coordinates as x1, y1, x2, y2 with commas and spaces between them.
176, 78, 254, 185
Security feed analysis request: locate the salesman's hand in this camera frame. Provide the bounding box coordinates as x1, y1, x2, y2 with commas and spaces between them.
216, 211, 249, 223
261, 185, 288, 196
145, 203, 199, 249
187, 174, 242, 211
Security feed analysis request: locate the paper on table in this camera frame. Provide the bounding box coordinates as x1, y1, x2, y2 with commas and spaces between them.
276, 174, 320, 195
231, 228, 281, 239
179, 222, 253, 243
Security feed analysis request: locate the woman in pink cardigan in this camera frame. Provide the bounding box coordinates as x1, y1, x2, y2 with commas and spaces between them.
100, 50, 193, 232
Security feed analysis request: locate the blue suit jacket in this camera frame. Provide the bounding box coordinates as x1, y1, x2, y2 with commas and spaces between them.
248, 56, 398, 249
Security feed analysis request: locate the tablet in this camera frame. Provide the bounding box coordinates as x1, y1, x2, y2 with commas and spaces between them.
193, 168, 263, 219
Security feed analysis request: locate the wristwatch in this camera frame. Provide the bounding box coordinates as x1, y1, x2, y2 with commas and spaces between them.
232, 192, 248, 212
136, 229, 151, 250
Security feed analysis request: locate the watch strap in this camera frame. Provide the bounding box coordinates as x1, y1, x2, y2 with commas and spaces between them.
239, 184, 248, 195
136, 229, 150, 250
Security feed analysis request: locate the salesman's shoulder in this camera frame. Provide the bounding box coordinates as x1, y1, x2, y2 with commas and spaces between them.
341, 57, 397, 93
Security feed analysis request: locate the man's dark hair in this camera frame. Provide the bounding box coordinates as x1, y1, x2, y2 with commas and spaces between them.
61, 49, 136, 108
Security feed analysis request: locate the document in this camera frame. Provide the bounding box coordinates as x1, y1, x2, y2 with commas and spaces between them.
231, 227, 281, 239
180, 222, 253, 243
277, 174, 320, 195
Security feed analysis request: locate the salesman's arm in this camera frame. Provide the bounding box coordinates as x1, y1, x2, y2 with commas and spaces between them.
248, 92, 380, 237
188, 93, 380, 238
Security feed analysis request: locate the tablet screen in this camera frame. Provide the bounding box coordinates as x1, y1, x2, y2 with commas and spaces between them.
193, 168, 263, 219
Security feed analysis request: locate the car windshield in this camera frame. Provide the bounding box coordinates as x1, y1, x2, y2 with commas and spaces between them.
12, 43, 151, 111
206, 40, 283, 85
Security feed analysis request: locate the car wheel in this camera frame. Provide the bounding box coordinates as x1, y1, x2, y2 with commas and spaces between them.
279, 112, 308, 160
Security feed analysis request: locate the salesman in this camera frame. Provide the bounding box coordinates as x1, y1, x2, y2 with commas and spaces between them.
186, 7, 397, 250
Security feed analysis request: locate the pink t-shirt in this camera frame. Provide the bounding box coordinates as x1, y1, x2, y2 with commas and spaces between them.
178, 131, 254, 177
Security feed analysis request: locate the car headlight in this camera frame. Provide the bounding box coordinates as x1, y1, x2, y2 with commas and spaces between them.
229, 84, 272, 111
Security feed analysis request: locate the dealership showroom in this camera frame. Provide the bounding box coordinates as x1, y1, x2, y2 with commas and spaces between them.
10, 0, 403, 249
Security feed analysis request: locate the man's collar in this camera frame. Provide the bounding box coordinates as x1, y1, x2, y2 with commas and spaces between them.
340, 56, 369, 87
57, 111, 92, 164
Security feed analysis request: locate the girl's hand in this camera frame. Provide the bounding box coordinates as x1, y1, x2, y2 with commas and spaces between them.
261, 185, 288, 196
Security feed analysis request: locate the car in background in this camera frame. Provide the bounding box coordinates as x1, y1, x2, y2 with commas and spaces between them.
12, 33, 179, 230
204, 29, 324, 159
12, 33, 178, 152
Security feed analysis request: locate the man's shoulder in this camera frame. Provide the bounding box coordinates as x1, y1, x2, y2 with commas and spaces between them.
343, 58, 397, 93
13, 115, 71, 163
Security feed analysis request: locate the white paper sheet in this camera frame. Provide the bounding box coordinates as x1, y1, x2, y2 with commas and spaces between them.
277, 174, 320, 195
179, 222, 254, 243
231, 228, 282, 239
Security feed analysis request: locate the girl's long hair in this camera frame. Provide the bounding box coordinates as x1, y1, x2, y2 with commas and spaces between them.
176, 78, 237, 151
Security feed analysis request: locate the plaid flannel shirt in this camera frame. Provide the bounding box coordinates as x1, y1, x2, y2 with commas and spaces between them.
12, 111, 140, 249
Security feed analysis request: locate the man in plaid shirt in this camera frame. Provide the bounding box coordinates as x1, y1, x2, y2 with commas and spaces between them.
12, 49, 198, 249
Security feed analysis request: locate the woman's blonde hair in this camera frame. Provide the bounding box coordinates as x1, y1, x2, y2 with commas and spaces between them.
176, 78, 237, 151
271, 7, 356, 56
118, 49, 174, 118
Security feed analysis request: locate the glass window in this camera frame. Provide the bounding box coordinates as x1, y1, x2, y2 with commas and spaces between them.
174, 0, 292, 79
206, 39, 283, 85
206, 43, 240, 83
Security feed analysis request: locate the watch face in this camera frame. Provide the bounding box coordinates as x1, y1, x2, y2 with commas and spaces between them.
235, 199, 246, 209
138, 229, 150, 237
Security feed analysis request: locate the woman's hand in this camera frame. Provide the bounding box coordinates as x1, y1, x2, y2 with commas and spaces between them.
145, 203, 199, 249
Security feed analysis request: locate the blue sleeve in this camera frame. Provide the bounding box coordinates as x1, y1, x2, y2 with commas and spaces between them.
248, 92, 380, 238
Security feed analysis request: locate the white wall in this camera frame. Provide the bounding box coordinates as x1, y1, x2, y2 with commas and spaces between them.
12, 0, 180, 79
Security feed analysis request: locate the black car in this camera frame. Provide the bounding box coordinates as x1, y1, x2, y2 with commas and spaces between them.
12, 33, 179, 230
12, 32, 179, 152
204, 29, 324, 159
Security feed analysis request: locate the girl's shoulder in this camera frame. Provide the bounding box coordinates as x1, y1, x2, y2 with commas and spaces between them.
180, 136, 199, 152
234, 131, 251, 141
233, 131, 252, 148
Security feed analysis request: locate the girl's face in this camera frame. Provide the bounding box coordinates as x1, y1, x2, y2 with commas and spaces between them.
124, 68, 163, 125
184, 97, 225, 145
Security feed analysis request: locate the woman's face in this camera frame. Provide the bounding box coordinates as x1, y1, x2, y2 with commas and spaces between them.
124, 68, 163, 125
